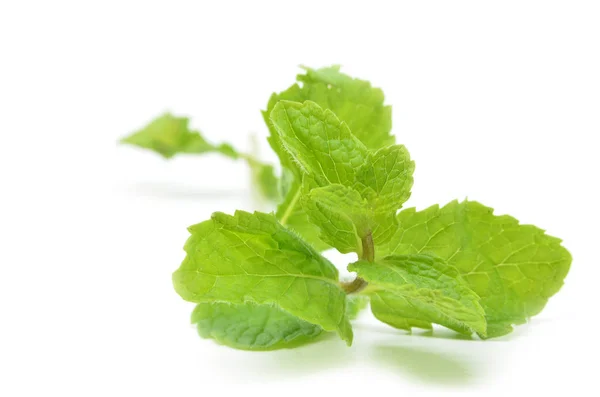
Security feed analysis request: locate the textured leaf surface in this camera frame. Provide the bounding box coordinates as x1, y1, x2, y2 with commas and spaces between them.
192, 302, 322, 350
355, 145, 415, 216
303, 184, 371, 254
368, 294, 433, 332
270, 100, 368, 251
263, 65, 395, 245
378, 200, 572, 338
270, 101, 414, 251
120, 113, 237, 159
172, 210, 352, 344
270, 100, 367, 186
263, 65, 394, 153
354, 145, 415, 245
350, 255, 486, 335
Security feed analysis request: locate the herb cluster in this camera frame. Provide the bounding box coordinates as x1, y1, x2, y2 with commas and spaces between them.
121, 66, 571, 350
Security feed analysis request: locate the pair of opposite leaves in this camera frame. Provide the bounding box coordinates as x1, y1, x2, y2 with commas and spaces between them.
122, 66, 571, 350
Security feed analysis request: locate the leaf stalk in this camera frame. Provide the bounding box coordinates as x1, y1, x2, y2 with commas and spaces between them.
341, 232, 373, 294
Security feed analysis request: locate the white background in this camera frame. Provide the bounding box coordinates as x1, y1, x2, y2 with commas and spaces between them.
1, 1, 599, 395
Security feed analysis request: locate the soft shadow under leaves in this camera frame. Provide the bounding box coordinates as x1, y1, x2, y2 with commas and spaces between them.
244, 334, 354, 378
373, 344, 477, 385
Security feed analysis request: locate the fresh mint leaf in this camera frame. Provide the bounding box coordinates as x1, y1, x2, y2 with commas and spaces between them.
120, 113, 237, 159
355, 145, 415, 216
263, 65, 395, 249
302, 183, 372, 254
378, 200, 572, 338
350, 254, 487, 335
264, 65, 394, 154
367, 297, 434, 332
297, 65, 393, 148
270, 100, 414, 253
354, 144, 415, 245
120, 113, 279, 202
270, 100, 367, 186
192, 302, 323, 350
269, 100, 369, 252
172, 210, 353, 345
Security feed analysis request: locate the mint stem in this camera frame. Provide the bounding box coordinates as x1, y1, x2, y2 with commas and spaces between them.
279, 186, 301, 226
361, 232, 374, 262
341, 277, 367, 294
341, 232, 373, 294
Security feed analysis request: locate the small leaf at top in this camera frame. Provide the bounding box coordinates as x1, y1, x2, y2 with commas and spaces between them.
355, 144, 415, 216
262, 65, 395, 247
263, 65, 394, 163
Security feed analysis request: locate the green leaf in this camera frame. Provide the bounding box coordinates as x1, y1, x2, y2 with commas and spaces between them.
191, 302, 323, 350
302, 183, 372, 254
378, 200, 572, 338
262, 65, 395, 247
345, 295, 369, 320
354, 144, 416, 245
270, 100, 368, 186
263, 65, 394, 155
355, 145, 415, 216
120, 113, 238, 159
368, 295, 433, 332
270, 100, 368, 251
270, 101, 414, 252
172, 210, 353, 345
350, 255, 487, 335
121, 113, 279, 202
297, 65, 393, 148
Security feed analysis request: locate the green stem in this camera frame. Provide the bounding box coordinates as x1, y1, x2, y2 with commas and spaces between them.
361, 232, 375, 262
341, 277, 368, 294
341, 232, 374, 294
278, 186, 301, 226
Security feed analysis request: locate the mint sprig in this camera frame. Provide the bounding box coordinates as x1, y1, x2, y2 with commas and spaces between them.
120, 66, 571, 350
120, 113, 279, 202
